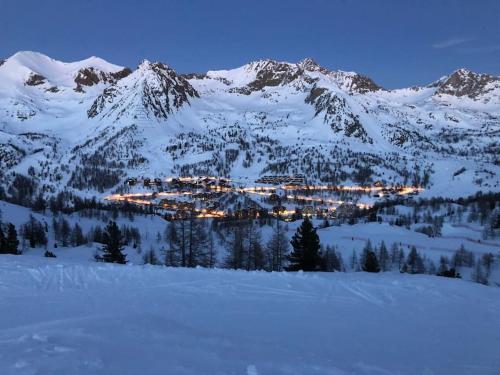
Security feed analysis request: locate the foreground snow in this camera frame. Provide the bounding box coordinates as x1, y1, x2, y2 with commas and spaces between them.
0, 256, 499, 375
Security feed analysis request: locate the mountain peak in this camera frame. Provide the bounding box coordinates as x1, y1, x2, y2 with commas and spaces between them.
297, 58, 328, 73
435, 68, 499, 98
88, 58, 198, 121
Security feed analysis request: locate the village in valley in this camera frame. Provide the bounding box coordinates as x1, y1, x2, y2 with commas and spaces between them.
105, 175, 423, 222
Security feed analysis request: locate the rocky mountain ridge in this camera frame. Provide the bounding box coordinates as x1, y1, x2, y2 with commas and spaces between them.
0, 51, 498, 201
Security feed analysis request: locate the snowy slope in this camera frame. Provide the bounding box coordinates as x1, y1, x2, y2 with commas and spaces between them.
0, 52, 499, 199
0, 256, 499, 375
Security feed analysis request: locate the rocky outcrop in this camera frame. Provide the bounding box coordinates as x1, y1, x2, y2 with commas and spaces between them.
25, 73, 46, 86
306, 85, 372, 143
74, 67, 132, 92
436, 69, 500, 98
88, 61, 198, 121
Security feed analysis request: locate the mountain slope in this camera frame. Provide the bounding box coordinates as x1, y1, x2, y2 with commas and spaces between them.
1, 255, 499, 375
0, 51, 498, 200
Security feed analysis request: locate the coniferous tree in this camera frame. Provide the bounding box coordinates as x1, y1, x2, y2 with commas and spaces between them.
206, 229, 216, 268
437, 256, 449, 275
378, 241, 390, 271
360, 240, 373, 267
322, 245, 341, 271
99, 221, 127, 264
472, 261, 488, 285
33, 193, 46, 213
0, 224, 6, 254
266, 220, 289, 271
389, 242, 399, 268
164, 221, 180, 267
71, 223, 86, 246
20, 215, 47, 248
362, 248, 380, 273
287, 217, 321, 271
397, 248, 406, 270
224, 221, 245, 269
5, 223, 20, 255
59, 218, 71, 247
403, 246, 425, 274
143, 248, 160, 265
350, 250, 360, 271
481, 253, 494, 276
246, 219, 265, 270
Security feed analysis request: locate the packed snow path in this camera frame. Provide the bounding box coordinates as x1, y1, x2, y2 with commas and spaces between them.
0, 257, 499, 375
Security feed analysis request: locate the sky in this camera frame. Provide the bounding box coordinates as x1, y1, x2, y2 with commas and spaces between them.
1, 0, 499, 88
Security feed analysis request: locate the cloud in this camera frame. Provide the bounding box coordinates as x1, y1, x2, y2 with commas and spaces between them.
457, 45, 500, 54
432, 37, 474, 49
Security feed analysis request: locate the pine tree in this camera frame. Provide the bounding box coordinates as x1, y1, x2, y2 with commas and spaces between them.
389, 242, 399, 269
70, 223, 86, 246
60, 218, 71, 247
164, 221, 180, 267
322, 245, 341, 271
0, 224, 6, 254
266, 219, 289, 271
481, 253, 494, 276
187, 217, 210, 268
437, 256, 449, 275
99, 221, 127, 264
350, 250, 360, 271
20, 215, 47, 248
360, 240, 373, 267
378, 241, 389, 271
404, 246, 425, 274
143, 248, 160, 265
362, 249, 380, 273
287, 217, 321, 271
472, 261, 488, 285
5, 223, 20, 255
224, 221, 245, 269
246, 219, 265, 270
206, 229, 216, 268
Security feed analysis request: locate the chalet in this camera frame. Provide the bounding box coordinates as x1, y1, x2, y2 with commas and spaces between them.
154, 178, 162, 187
125, 178, 137, 186
303, 205, 314, 216
256, 174, 305, 185
335, 203, 357, 218
272, 205, 286, 215
143, 178, 151, 187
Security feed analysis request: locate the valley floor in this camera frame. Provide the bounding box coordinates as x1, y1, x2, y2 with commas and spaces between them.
0, 256, 499, 375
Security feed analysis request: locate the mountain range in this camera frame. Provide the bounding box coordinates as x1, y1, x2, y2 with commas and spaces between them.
0, 51, 498, 199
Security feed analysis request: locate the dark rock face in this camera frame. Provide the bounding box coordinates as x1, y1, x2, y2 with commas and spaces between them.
0, 59, 5, 67
349, 74, 381, 93
74, 67, 132, 92
306, 85, 372, 143
436, 69, 499, 98
88, 61, 199, 120
110, 68, 132, 81
87, 87, 118, 118
142, 62, 199, 117
247, 61, 303, 91
25, 73, 46, 86
45, 86, 59, 93
299, 58, 330, 74
75, 68, 102, 87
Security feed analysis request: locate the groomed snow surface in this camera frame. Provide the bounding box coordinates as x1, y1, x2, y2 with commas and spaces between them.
1, 256, 499, 375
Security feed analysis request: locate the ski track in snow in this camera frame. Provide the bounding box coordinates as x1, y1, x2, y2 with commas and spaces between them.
0, 256, 500, 375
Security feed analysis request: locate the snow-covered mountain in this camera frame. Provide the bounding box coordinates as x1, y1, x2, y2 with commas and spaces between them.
0, 51, 499, 199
